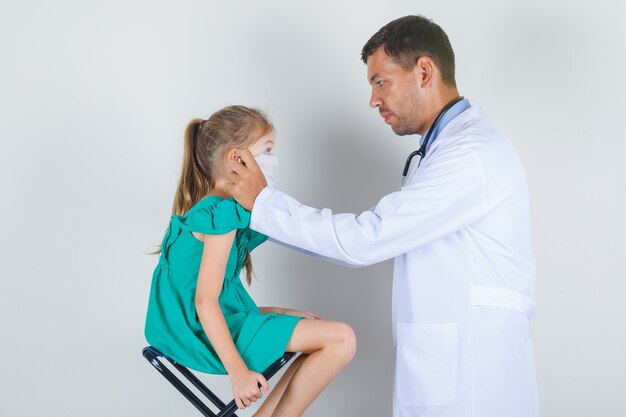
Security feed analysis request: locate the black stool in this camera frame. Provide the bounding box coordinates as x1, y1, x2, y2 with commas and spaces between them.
142, 346, 296, 417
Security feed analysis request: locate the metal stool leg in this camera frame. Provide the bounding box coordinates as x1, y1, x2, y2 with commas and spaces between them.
168, 359, 232, 412
143, 347, 218, 417
143, 346, 296, 417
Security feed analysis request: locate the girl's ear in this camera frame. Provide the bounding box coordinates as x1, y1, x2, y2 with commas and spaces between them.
226, 148, 238, 160
225, 147, 246, 166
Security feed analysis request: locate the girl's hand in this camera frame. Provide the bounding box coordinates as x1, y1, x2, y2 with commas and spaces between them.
283, 308, 322, 320
230, 368, 269, 409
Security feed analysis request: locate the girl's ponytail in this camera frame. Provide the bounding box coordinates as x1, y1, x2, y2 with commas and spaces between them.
172, 119, 212, 216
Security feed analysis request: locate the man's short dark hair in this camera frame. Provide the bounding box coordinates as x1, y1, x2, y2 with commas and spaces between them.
361, 15, 457, 88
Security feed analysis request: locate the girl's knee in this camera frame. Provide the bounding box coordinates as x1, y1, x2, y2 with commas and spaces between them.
328, 321, 357, 362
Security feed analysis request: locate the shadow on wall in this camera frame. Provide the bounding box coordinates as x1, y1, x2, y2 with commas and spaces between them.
278, 106, 409, 213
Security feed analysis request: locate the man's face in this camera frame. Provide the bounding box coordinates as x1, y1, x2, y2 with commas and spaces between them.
367, 47, 424, 136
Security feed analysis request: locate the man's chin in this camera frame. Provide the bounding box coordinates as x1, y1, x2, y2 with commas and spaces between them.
391, 124, 414, 136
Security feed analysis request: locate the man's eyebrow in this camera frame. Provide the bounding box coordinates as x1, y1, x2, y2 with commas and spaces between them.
369, 73, 381, 84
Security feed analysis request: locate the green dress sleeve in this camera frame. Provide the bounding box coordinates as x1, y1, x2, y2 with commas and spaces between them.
245, 229, 269, 251
177, 197, 251, 235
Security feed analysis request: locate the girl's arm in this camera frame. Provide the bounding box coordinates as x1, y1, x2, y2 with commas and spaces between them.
258, 306, 285, 314
195, 231, 268, 409
259, 306, 321, 320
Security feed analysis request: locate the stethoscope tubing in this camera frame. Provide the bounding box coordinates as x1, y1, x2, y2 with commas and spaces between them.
402, 96, 465, 178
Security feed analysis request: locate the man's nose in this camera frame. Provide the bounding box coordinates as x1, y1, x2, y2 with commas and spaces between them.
370, 90, 382, 108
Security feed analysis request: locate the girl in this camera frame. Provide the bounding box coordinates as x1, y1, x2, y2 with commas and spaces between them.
145, 105, 356, 417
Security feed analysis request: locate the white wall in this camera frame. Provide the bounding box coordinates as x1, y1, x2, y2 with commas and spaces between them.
1, 0, 624, 416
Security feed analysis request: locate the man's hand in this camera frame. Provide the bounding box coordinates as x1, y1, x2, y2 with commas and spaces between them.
225, 149, 267, 211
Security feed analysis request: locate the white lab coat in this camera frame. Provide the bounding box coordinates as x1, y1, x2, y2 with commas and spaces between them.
250, 105, 539, 417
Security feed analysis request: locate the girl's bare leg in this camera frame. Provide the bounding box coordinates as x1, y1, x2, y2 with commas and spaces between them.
257, 319, 356, 417
251, 354, 306, 417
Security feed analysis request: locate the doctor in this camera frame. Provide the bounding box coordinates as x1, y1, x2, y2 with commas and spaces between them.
226, 15, 539, 417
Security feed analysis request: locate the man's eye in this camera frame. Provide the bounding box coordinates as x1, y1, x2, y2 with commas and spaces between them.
377, 80, 385, 87
265, 147, 273, 154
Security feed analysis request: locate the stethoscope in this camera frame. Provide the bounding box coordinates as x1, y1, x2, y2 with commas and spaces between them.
401, 96, 465, 183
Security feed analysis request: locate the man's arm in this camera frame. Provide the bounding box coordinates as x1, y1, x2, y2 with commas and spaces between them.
227, 147, 488, 266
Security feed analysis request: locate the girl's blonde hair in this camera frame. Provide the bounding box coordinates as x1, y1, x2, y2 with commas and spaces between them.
168, 105, 274, 285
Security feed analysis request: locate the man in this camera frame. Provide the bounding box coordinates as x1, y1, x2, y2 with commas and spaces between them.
226, 15, 539, 417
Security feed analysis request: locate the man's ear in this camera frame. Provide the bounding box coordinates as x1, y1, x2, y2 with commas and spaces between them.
415, 56, 435, 88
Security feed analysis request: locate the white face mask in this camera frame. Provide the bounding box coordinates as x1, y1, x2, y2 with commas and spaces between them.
255, 153, 278, 188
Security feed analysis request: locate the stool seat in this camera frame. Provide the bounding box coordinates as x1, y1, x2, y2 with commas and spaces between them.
142, 346, 296, 417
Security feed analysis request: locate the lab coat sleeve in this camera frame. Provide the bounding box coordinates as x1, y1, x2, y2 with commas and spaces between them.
250, 143, 489, 267
268, 238, 362, 268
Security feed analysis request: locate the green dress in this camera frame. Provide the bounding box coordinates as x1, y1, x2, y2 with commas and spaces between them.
145, 196, 301, 374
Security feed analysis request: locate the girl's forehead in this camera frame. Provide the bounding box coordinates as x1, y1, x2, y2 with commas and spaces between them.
251, 131, 276, 146
258, 131, 276, 142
